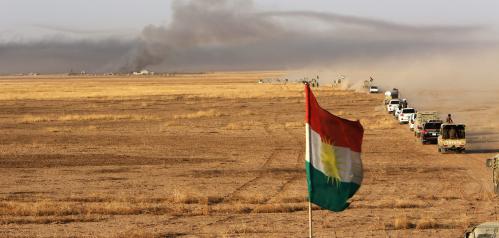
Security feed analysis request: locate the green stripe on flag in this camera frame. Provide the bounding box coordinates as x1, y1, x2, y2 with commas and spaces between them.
306, 161, 360, 212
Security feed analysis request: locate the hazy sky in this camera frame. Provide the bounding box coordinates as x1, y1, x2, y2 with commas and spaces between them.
2, 0, 499, 41
1, 0, 499, 74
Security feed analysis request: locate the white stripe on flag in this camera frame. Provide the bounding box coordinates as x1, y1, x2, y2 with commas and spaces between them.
306, 124, 362, 185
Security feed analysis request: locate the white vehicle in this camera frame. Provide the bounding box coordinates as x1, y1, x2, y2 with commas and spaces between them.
398, 108, 416, 124
409, 113, 417, 130
369, 86, 379, 93
394, 107, 402, 118
464, 222, 499, 238
386, 99, 400, 113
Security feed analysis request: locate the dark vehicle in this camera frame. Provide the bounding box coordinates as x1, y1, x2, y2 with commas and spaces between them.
421, 120, 443, 144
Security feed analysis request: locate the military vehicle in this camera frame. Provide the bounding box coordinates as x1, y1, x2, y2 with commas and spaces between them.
464, 222, 499, 238
485, 154, 499, 194
414, 111, 439, 137
437, 123, 466, 153
383, 88, 399, 105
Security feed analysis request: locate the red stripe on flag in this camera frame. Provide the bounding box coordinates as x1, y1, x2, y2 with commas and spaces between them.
305, 84, 364, 152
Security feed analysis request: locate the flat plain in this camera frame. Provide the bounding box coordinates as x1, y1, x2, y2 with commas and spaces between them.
0, 72, 497, 237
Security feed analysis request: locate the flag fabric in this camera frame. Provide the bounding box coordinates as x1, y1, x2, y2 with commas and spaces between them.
305, 84, 364, 212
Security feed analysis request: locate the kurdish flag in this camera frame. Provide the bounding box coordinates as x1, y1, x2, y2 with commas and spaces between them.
305, 84, 364, 212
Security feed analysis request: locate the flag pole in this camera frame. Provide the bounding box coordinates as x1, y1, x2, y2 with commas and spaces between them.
307, 123, 313, 238
305, 83, 313, 238
308, 199, 313, 238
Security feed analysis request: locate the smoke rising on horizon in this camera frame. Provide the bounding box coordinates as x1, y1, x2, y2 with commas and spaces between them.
0, 0, 493, 74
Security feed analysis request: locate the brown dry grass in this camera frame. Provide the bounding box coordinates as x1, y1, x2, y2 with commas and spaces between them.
224, 120, 264, 130
252, 203, 307, 213
0, 200, 172, 216
0, 215, 104, 225
393, 214, 412, 230
415, 217, 438, 229
0, 72, 287, 101
1, 73, 497, 237
21, 114, 158, 123
173, 109, 226, 119
113, 230, 160, 238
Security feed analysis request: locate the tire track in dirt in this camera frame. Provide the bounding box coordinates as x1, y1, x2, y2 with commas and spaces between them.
222, 122, 280, 202
261, 127, 304, 203
209, 119, 286, 228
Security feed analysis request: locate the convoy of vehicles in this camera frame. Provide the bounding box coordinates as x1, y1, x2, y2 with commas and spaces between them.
382, 89, 467, 153
377, 85, 492, 235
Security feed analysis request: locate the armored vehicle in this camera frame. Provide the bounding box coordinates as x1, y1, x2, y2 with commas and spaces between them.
437, 123, 466, 153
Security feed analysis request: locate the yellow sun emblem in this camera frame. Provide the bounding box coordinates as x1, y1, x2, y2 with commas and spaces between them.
320, 140, 341, 184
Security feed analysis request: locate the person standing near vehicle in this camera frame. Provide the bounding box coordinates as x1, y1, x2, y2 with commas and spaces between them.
446, 114, 454, 124
402, 99, 408, 108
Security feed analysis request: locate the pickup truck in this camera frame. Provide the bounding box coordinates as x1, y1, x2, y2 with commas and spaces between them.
398, 108, 416, 124
438, 123, 466, 153
414, 111, 439, 138
386, 99, 401, 114
420, 120, 443, 144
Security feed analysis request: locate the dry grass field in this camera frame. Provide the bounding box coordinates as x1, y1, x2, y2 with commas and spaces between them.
0, 72, 497, 237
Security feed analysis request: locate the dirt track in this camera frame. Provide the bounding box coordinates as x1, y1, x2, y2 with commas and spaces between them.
0, 74, 497, 237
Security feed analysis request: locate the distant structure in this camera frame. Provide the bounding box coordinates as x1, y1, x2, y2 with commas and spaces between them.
133, 69, 154, 76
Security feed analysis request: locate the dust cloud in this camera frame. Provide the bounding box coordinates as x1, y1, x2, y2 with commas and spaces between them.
303, 49, 499, 152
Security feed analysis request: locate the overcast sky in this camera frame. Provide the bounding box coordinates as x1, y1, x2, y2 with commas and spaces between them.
2, 0, 499, 42
1, 0, 499, 74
